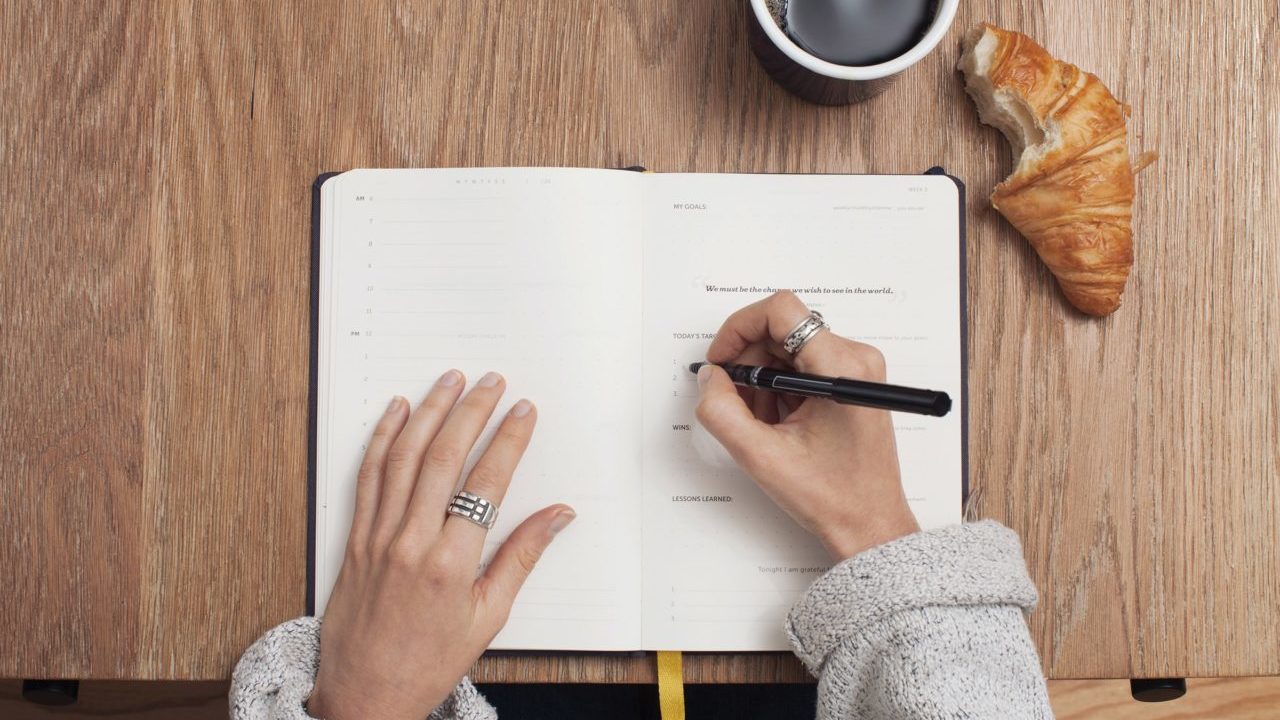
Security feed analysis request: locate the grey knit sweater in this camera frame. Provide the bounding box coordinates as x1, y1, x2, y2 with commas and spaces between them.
231, 521, 1053, 719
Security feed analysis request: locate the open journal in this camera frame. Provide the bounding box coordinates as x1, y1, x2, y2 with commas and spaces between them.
310, 167, 966, 651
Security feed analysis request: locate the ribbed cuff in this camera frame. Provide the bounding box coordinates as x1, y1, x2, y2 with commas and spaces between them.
785, 520, 1038, 673
230, 616, 496, 720
429, 677, 498, 720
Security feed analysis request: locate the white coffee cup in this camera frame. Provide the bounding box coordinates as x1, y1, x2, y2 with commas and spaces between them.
748, 0, 960, 104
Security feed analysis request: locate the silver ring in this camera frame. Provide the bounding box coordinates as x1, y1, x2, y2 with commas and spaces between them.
782, 310, 828, 356
446, 490, 499, 530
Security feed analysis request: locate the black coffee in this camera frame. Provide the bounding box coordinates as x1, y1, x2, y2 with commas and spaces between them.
782, 0, 937, 66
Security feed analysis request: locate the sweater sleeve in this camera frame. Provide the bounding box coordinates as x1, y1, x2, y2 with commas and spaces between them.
786, 520, 1054, 719
230, 617, 497, 720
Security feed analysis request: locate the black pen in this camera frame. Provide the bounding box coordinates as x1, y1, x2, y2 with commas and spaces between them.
688, 362, 952, 417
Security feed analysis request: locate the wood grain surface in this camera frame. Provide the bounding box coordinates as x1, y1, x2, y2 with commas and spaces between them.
1050, 678, 1280, 720
1, 0, 1276, 682
3, 678, 1280, 719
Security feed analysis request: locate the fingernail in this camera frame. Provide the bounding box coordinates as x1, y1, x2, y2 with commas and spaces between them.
386, 395, 404, 413
548, 508, 576, 536
478, 371, 502, 388
438, 369, 461, 387
696, 365, 713, 388
510, 399, 533, 418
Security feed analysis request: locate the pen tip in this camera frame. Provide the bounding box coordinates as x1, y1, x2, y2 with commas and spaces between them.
688, 362, 705, 373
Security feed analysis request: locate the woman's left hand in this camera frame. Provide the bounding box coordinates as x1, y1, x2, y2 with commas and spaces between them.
306, 369, 576, 720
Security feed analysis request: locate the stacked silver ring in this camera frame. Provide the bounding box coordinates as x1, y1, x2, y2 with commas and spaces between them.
782, 310, 828, 355
446, 490, 499, 530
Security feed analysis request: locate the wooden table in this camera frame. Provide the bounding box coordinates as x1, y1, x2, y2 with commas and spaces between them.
2, 0, 1276, 685
6, 677, 1280, 718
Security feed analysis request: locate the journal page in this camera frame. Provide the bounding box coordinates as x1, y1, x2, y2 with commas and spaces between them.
640, 173, 964, 650
316, 168, 645, 650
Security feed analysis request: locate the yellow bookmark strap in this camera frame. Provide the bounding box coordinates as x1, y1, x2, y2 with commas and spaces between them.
656, 650, 685, 720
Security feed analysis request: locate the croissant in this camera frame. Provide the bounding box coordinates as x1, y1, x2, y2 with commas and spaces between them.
959, 23, 1135, 316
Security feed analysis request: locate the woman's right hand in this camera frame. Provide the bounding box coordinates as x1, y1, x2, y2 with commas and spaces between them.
696, 291, 920, 561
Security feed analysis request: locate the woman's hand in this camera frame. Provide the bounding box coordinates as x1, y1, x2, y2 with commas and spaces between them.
696, 291, 919, 561
307, 370, 575, 720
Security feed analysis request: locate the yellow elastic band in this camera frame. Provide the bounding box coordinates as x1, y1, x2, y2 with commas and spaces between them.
656, 650, 686, 720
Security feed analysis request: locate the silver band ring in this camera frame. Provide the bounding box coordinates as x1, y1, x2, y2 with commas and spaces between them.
446, 490, 499, 530
782, 310, 828, 356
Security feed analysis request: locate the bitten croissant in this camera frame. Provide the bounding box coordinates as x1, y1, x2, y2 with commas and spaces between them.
959, 23, 1135, 316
